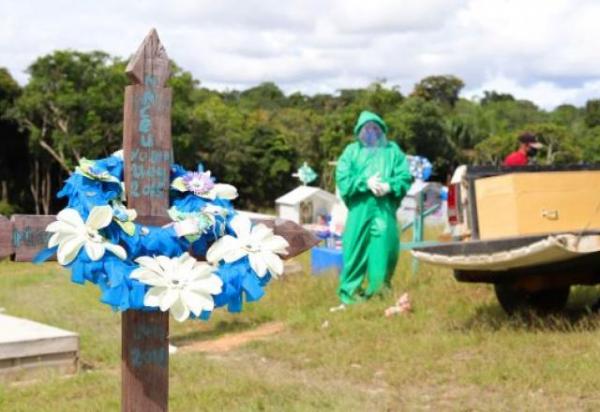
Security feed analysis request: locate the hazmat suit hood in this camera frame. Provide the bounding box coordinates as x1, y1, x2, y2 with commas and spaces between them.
353, 111, 388, 148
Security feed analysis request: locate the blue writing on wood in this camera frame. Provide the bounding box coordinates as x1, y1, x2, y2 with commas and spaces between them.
130, 347, 167, 369
129, 320, 167, 369
12, 226, 52, 248
129, 74, 172, 199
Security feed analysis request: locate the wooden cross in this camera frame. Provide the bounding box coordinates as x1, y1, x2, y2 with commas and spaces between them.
121, 28, 172, 412
1, 28, 318, 411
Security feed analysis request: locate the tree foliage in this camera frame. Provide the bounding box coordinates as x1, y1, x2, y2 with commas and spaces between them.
2, 50, 600, 213
412, 75, 465, 107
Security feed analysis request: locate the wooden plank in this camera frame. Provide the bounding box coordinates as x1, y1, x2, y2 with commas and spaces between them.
10, 214, 56, 262
122, 85, 172, 220
0, 215, 14, 259
3, 213, 319, 263
254, 218, 319, 259
122, 310, 168, 412
123, 29, 172, 223
121, 28, 171, 412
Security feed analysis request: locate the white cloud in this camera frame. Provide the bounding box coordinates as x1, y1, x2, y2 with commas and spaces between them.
2, 0, 600, 109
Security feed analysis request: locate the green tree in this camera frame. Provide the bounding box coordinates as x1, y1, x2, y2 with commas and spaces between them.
13, 50, 127, 212
387, 97, 453, 178
338, 81, 404, 115
412, 75, 465, 107
584, 99, 600, 128
480, 90, 515, 106
0, 68, 29, 213
474, 133, 514, 165
581, 127, 600, 163
525, 123, 581, 164
239, 82, 285, 110
477, 99, 545, 135
15, 51, 128, 170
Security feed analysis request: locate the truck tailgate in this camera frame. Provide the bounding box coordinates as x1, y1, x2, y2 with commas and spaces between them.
412, 233, 600, 271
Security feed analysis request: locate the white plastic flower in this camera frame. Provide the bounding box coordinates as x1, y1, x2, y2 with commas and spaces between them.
46, 206, 127, 265
130, 253, 223, 322
206, 214, 289, 278
171, 170, 238, 200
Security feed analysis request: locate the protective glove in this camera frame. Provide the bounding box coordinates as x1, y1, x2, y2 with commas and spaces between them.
376, 182, 390, 196
367, 173, 383, 196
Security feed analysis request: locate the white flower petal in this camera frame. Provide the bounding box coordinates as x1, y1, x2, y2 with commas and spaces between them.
181, 289, 214, 316
261, 235, 289, 255
144, 286, 168, 307
250, 224, 273, 242
135, 256, 164, 274
261, 251, 284, 277
178, 253, 196, 275
57, 236, 84, 265
230, 214, 252, 238
188, 275, 223, 295
249, 253, 268, 277
188, 262, 215, 280
48, 232, 68, 248
206, 236, 238, 263
86, 205, 113, 230
200, 189, 217, 200
156, 255, 175, 275
46, 220, 78, 234
214, 183, 238, 200
105, 243, 127, 260
223, 248, 248, 263
85, 241, 106, 261
170, 298, 190, 322
159, 289, 179, 312
130, 268, 169, 287
57, 208, 85, 228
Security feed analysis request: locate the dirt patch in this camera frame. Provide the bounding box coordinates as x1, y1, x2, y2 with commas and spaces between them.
178, 321, 285, 354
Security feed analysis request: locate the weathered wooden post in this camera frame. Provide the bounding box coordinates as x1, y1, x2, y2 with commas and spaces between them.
121, 28, 172, 412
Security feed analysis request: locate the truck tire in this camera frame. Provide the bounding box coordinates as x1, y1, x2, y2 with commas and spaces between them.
494, 284, 570, 314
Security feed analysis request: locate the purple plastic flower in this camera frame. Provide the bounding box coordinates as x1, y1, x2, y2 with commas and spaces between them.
182, 171, 215, 196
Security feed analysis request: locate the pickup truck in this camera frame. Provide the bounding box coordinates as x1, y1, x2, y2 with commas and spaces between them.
413, 164, 600, 314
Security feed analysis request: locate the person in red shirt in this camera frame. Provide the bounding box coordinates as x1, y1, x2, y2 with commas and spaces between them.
503, 132, 543, 166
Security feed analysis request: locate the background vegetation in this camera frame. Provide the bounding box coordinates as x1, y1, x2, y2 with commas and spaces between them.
1, 51, 600, 214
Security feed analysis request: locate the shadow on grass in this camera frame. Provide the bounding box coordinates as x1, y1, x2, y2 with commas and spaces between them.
457, 286, 600, 333
171, 316, 273, 346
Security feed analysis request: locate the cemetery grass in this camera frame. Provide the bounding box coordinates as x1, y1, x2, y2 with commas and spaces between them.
2, 255, 600, 411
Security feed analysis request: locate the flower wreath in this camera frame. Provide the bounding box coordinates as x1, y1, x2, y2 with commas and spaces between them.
35, 150, 289, 322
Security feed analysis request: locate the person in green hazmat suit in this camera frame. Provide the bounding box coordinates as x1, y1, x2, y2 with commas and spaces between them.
333, 111, 413, 309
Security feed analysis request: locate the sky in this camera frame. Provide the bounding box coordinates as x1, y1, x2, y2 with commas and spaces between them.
2, 0, 600, 109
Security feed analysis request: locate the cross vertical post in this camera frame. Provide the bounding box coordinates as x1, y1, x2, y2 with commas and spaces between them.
121, 28, 172, 412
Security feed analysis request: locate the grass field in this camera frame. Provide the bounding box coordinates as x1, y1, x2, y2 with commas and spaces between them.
2, 252, 600, 411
